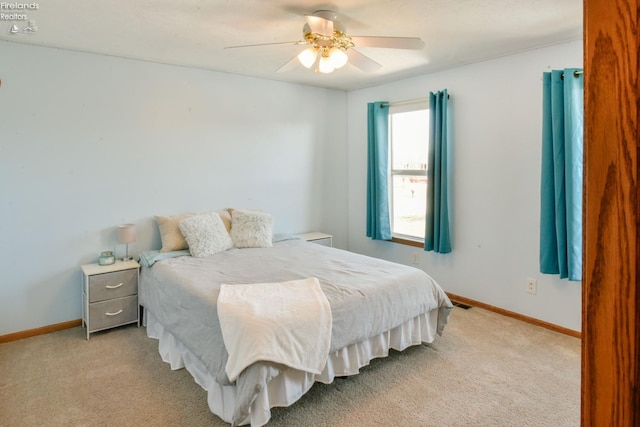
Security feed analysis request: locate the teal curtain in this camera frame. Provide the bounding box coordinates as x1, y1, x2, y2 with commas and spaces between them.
540, 68, 583, 281
424, 90, 452, 253
366, 101, 392, 240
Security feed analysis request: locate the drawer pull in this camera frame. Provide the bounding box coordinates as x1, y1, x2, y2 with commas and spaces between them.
105, 309, 123, 316
105, 282, 124, 289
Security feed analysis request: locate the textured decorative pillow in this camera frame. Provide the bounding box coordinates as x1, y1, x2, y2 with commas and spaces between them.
230, 209, 274, 248
155, 213, 198, 253
178, 212, 233, 258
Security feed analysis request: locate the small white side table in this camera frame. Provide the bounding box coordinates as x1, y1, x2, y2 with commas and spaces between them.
297, 232, 333, 247
81, 260, 140, 340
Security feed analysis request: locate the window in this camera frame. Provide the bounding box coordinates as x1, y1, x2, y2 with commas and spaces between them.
389, 102, 429, 242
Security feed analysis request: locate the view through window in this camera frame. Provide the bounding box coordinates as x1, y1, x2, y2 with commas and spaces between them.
389, 103, 429, 241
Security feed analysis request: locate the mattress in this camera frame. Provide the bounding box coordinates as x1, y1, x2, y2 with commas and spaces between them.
140, 239, 453, 425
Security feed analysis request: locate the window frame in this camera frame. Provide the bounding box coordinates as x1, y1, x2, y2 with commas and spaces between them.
387, 101, 429, 245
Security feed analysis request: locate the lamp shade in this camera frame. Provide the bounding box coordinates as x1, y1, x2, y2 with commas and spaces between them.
297, 47, 318, 68
318, 55, 335, 74
328, 48, 348, 69
117, 224, 136, 244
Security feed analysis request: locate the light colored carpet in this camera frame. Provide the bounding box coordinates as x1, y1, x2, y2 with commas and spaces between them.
0, 307, 580, 426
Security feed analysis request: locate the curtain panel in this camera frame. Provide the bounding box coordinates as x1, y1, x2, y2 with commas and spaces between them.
424, 90, 452, 253
366, 101, 392, 240
540, 68, 584, 281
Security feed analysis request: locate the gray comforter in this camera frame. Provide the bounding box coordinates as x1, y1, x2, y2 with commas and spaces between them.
140, 239, 453, 424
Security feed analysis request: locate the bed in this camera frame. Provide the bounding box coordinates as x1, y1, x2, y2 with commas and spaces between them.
139, 231, 453, 426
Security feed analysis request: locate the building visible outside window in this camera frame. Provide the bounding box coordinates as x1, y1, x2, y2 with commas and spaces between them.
389, 102, 429, 242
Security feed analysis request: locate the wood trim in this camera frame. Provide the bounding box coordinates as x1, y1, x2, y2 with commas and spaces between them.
391, 237, 423, 248
446, 292, 581, 339
583, 0, 640, 425
0, 319, 82, 344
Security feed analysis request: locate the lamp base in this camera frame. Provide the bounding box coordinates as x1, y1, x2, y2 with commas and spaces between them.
120, 257, 133, 261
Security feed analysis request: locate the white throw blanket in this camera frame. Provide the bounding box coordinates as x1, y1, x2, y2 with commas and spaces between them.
217, 277, 332, 382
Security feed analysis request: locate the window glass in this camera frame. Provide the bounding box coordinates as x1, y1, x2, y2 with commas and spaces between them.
389, 104, 429, 241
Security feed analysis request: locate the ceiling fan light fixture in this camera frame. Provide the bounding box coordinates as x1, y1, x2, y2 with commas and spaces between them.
328, 47, 348, 69
318, 55, 335, 74
298, 47, 318, 68
226, 9, 424, 75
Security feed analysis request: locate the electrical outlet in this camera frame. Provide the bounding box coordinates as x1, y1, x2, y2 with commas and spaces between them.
527, 278, 537, 295
412, 252, 420, 264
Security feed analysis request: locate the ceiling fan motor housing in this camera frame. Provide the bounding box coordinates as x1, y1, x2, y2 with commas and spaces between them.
302, 10, 351, 52
312, 10, 338, 21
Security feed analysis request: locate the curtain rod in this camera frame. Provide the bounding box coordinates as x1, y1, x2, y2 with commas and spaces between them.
561, 70, 583, 79
380, 94, 449, 108
380, 97, 427, 107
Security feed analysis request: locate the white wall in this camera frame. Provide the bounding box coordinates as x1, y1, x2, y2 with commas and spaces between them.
346, 40, 583, 332
0, 39, 584, 336
0, 41, 348, 335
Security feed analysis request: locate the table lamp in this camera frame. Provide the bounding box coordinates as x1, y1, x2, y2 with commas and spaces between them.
117, 224, 136, 261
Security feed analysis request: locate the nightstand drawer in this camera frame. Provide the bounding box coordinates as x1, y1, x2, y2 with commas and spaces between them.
88, 295, 138, 331
88, 269, 137, 302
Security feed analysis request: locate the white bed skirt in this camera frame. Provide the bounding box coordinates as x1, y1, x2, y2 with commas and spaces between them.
144, 308, 440, 426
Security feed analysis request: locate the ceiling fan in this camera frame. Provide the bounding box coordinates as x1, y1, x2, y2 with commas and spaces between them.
225, 10, 425, 74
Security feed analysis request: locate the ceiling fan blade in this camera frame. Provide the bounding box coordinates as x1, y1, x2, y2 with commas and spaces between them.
305, 15, 334, 36
350, 36, 425, 50
277, 54, 303, 73
346, 49, 381, 73
225, 41, 303, 49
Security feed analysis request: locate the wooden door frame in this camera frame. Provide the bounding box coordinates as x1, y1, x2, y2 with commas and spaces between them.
582, 0, 639, 425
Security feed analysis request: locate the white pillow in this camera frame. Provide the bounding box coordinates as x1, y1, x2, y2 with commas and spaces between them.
178, 212, 233, 257
230, 209, 273, 248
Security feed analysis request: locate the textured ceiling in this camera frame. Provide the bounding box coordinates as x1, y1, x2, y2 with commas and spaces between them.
0, 0, 583, 91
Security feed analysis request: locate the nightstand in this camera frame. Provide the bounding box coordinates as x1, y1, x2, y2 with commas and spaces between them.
298, 232, 333, 247
81, 260, 140, 340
